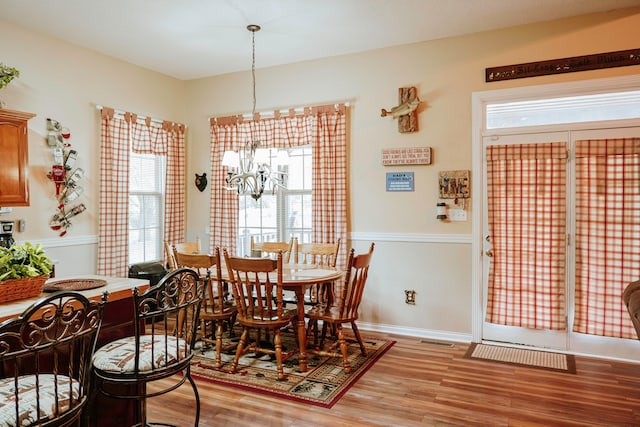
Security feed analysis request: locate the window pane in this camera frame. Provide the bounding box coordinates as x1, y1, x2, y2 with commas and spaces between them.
128, 229, 144, 265
486, 90, 640, 129
130, 154, 161, 192
236, 144, 312, 253
128, 152, 165, 264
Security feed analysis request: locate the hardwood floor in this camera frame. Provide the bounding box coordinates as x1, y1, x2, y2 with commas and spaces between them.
145, 331, 640, 426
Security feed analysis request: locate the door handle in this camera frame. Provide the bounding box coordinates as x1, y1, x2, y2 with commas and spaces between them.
485, 249, 493, 257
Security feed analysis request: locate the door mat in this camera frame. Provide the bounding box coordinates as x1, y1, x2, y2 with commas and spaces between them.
464, 343, 576, 373
190, 333, 395, 408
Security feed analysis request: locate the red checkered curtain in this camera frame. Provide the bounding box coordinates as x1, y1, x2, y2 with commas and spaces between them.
574, 138, 640, 338
98, 110, 185, 277
131, 119, 186, 247
312, 104, 348, 269
97, 108, 131, 277
485, 142, 568, 330
209, 104, 348, 258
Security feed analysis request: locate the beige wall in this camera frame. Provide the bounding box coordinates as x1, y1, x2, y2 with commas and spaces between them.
1, 7, 639, 338
0, 19, 185, 276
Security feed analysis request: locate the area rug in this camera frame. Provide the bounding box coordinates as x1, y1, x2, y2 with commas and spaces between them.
190, 333, 395, 408
464, 343, 576, 373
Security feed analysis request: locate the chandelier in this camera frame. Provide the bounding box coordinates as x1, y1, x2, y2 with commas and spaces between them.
221, 24, 287, 201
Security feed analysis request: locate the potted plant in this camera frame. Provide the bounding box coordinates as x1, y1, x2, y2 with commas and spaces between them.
0, 63, 20, 108
0, 63, 20, 90
0, 242, 53, 303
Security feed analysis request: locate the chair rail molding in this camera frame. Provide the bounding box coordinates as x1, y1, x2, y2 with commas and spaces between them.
16, 234, 98, 249
349, 232, 472, 244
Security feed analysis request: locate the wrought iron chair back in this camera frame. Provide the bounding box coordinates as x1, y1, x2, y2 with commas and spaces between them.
0, 291, 107, 427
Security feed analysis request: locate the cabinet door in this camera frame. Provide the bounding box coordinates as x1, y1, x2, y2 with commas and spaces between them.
0, 109, 35, 206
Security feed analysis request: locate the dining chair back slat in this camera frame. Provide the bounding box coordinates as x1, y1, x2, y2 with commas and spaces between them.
250, 236, 295, 263
295, 238, 341, 267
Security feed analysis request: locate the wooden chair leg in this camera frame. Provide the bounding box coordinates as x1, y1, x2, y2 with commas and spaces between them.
232, 328, 249, 373
336, 325, 351, 374
274, 329, 285, 380
351, 321, 367, 356
215, 320, 224, 368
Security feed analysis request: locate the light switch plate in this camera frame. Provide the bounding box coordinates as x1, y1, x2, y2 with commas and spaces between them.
449, 209, 467, 221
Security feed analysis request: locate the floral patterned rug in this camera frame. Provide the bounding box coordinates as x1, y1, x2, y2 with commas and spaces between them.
190, 332, 395, 408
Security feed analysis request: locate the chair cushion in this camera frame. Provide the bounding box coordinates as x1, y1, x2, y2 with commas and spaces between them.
92, 335, 188, 374
0, 374, 79, 427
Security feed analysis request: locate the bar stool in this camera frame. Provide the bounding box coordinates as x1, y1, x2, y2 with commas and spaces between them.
91, 268, 205, 427
0, 291, 107, 427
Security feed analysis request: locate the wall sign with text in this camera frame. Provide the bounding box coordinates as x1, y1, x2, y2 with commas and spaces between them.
386, 172, 414, 192
486, 48, 640, 82
382, 147, 432, 166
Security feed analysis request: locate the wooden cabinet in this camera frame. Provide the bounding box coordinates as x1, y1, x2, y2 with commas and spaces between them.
0, 109, 36, 206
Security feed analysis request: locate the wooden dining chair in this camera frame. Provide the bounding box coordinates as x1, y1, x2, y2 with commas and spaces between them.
293, 238, 342, 307
0, 291, 107, 427
306, 242, 375, 373
250, 236, 295, 263
91, 268, 205, 427
173, 247, 237, 368
223, 249, 296, 380
294, 238, 341, 267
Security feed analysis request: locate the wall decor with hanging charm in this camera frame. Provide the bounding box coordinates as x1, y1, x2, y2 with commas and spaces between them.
46, 118, 86, 236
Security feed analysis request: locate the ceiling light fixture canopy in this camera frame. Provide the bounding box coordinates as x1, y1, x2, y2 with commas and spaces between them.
221, 24, 288, 201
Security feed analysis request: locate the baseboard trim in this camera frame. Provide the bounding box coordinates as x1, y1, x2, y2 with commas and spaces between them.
358, 321, 471, 343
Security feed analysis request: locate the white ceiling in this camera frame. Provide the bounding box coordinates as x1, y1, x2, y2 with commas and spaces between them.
2, 0, 639, 80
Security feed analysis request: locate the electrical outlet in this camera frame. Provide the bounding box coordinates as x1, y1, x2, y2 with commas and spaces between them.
449, 209, 467, 221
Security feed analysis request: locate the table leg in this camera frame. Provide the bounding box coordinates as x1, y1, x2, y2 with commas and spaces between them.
294, 287, 308, 372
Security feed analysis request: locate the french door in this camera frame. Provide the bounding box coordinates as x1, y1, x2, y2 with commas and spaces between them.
482, 126, 640, 359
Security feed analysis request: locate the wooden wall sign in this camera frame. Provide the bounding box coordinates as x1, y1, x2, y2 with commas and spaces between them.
382, 147, 432, 166
486, 48, 640, 82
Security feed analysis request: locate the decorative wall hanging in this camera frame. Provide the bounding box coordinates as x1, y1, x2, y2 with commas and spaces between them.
438, 170, 470, 199
46, 118, 86, 236
382, 147, 432, 166
486, 48, 640, 82
195, 173, 207, 192
381, 86, 421, 133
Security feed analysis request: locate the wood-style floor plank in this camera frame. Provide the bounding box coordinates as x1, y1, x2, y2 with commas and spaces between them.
143, 331, 640, 426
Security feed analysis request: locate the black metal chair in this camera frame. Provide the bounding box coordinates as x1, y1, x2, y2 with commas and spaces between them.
91, 268, 205, 427
0, 291, 107, 427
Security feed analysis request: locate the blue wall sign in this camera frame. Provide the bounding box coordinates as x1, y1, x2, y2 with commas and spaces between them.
386, 172, 415, 192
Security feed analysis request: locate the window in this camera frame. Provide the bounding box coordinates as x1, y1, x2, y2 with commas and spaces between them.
486, 90, 640, 129
237, 145, 312, 256
128, 152, 165, 264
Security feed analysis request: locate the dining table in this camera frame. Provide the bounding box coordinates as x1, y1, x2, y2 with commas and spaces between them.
218, 261, 343, 372
278, 263, 343, 372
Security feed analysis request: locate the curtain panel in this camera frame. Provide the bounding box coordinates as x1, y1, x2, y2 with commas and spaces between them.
485, 142, 568, 330
209, 104, 348, 265
97, 108, 186, 277
573, 137, 640, 338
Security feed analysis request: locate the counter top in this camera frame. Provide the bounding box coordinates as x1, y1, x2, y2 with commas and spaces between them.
0, 275, 149, 323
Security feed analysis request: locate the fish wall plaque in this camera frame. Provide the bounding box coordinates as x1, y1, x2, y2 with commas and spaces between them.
381, 86, 421, 133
